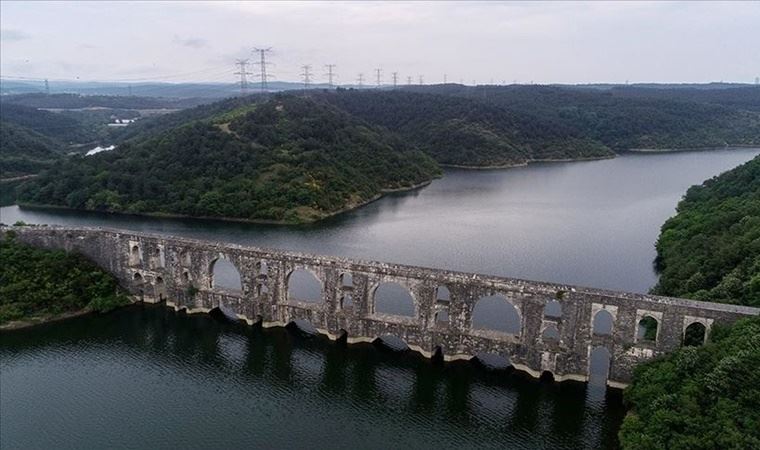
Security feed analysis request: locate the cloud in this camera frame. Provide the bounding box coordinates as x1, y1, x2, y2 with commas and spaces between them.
1, 29, 30, 42
172, 35, 206, 49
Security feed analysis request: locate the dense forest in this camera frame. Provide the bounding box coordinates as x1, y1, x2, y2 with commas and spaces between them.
0, 231, 129, 325
619, 316, 760, 449
652, 155, 760, 306
405, 85, 760, 151
15, 95, 440, 223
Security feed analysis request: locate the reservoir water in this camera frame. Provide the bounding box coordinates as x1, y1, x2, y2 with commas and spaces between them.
1, 148, 758, 449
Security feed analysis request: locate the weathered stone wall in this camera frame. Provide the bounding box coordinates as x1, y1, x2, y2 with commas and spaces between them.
6, 225, 759, 387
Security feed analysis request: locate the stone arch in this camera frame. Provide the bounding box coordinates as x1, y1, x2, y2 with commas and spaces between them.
435, 309, 449, 323
471, 294, 521, 335
542, 324, 560, 341
256, 261, 269, 278
544, 300, 562, 318
540, 370, 555, 382
588, 346, 611, 385
131, 245, 140, 256
592, 309, 614, 336
287, 268, 323, 303
129, 243, 140, 266
155, 276, 166, 301
432, 346, 444, 364
637, 316, 659, 342
340, 294, 353, 309
340, 272, 353, 288
683, 322, 707, 346
289, 319, 318, 335
257, 283, 270, 297
210, 257, 243, 292
182, 270, 190, 282
133, 272, 143, 282
436, 285, 450, 302
373, 282, 415, 317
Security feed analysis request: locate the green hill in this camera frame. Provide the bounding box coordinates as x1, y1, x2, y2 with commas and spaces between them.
16, 95, 440, 223
652, 155, 760, 306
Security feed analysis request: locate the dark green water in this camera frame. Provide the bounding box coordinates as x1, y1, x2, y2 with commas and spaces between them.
1, 305, 625, 449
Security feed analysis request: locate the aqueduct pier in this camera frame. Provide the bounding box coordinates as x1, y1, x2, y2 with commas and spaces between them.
6, 226, 759, 387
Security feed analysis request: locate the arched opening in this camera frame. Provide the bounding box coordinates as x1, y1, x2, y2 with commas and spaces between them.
155, 276, 166, 301
473, 352, 511, 370
182, 271, 190, 282
683, 322, 707, 346
337, 329, 348, 345
373, 282, 415, 317
542, 324, 560, 341
210, 257, 243, 292
592, 309, 614, 336
637, 316, 659, 342
544, 300, 562, 318
131, 245, 139, 255
436, 285, 450, 302
471, 295, 521, 335
287, 269, 322, 303
340, 273, 353, 288
540, 370, 555, 382
256, 261, 268, 278
340, 294, 353, 309
431, 346, 444, 365
436, 309, 449, 323
375, 335, 409, 352
133, 272, 143, 282
257, 283, 269, 297
589, 346, 611, 385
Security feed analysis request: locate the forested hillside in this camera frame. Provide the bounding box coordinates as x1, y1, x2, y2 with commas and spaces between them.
619, 316, 760, 450
322, 90, 612, 167
652, 155, 760, 306
405, 85, 760, 150
16, 95, 440, 223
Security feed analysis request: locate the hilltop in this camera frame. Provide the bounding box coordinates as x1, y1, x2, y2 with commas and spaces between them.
15, 95, 440, 223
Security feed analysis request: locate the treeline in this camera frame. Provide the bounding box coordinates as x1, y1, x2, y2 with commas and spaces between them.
619, 316, 760, 449
321, 90, 612, 167
403, 85, 760, 150
16, 95, 440, 223
0, 231, 129, 325
652, 155, 760, 306
0, 93, 203, 110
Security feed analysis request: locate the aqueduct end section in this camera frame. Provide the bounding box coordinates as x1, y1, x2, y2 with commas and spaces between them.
6, 226, 758, 387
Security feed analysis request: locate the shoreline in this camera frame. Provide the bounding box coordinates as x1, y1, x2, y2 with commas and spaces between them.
0, 308, 94, 331
13, 178, 436, 227
625, 144, 760, 154
440, 154, 616, 170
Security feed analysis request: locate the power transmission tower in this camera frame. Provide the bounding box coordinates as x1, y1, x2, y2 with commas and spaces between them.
234, 59, 252, 94
301, 64, 312, 91
392, 72, 398, 88
406, 76, 413, 86
356, 73, 365, 87
253, 47, 272, 92
375, 68, 382, 88
324, 64, 337, 87
44, 78, 50, 95
418, 75, 424, 85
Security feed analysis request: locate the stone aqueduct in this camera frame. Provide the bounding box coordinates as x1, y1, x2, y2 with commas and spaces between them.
7, 226, 759, 387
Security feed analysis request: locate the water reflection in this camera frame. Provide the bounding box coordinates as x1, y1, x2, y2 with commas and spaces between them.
0, 305, 626, 449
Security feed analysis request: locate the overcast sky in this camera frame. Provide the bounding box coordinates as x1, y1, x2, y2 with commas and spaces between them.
1, 1, 759, 85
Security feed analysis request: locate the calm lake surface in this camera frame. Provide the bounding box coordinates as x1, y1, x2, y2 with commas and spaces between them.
1, 148, 758, 449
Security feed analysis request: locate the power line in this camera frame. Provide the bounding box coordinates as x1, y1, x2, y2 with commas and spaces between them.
418, 75, 424, 85
375, 68, 382, 88
253, 47, 272, 92
234, 59, 252, 94
392, 72, 398, 88
407, 76, 413, 86
357, 73, 364, 87
324, 64, 337, 88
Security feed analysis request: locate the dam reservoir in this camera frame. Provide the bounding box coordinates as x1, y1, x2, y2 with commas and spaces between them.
2, 148, 759, 449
